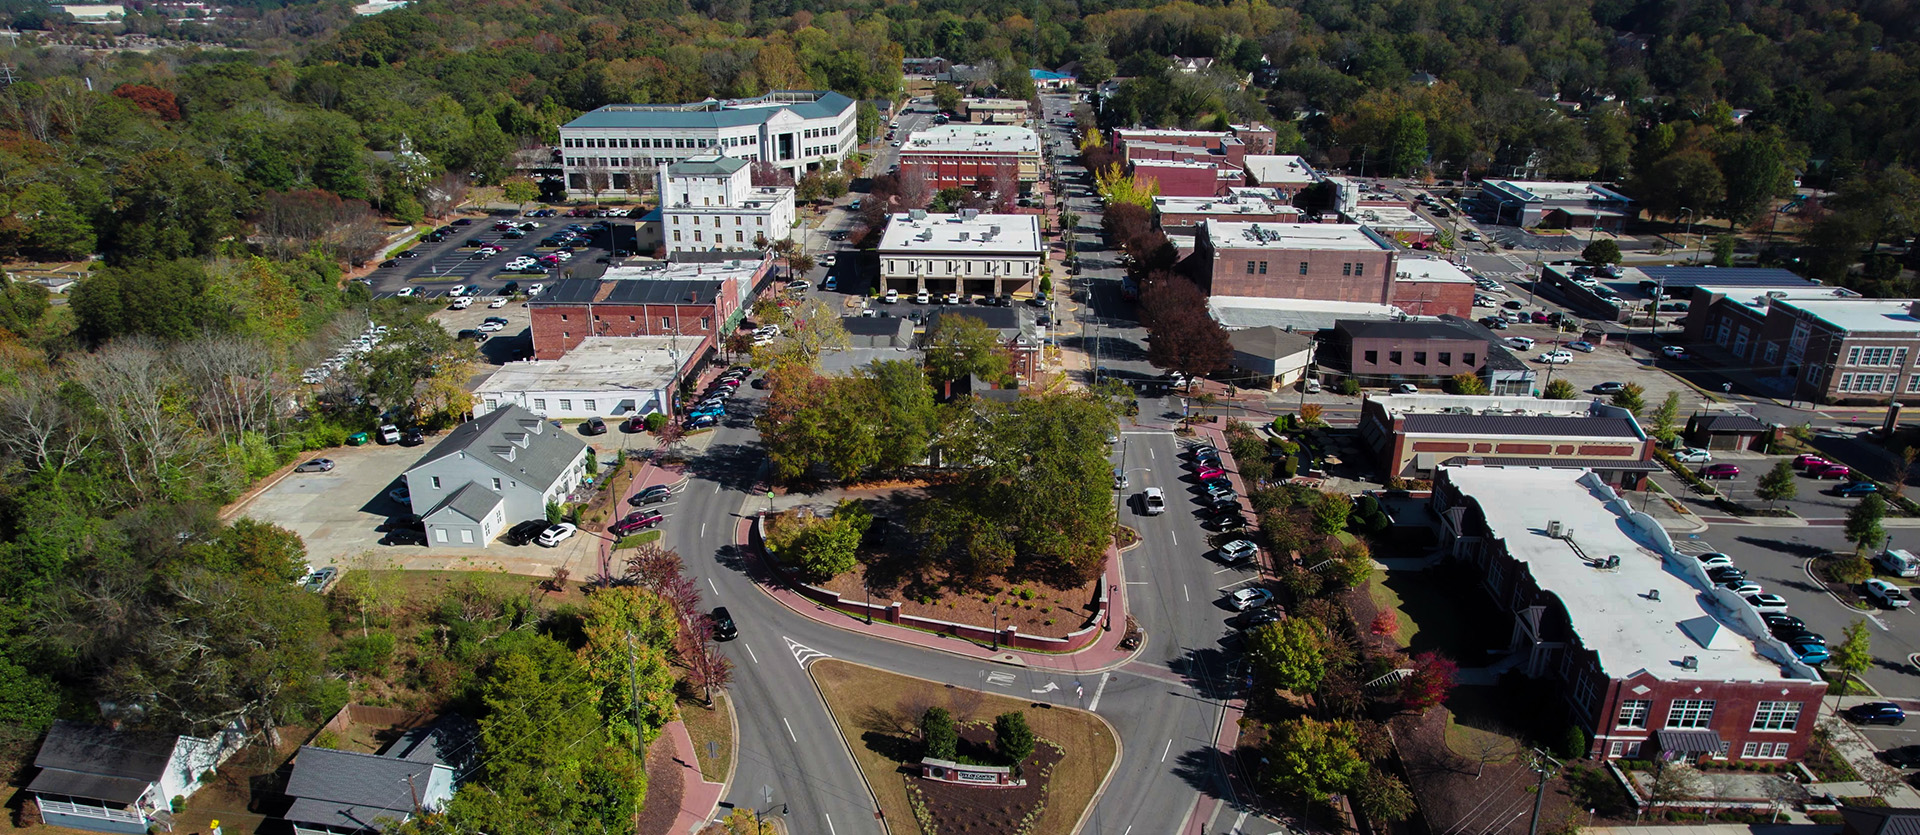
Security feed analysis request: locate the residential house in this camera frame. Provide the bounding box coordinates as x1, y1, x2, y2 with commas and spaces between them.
283, 717, 469, 835
27, 721, 245, 834
402, 405, 590, 547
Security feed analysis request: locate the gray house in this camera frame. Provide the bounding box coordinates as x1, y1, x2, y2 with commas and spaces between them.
403, 405, 589, 547
28, 721, 244, 834
283, 718, 470, 835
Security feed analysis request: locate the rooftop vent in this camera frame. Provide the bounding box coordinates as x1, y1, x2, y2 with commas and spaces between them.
1680, 656, 1699, 670
1646, 589, 1661, 601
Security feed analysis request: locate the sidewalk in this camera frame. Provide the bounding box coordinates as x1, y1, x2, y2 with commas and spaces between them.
1813, 704, 1920, 805
663, 718, 729, 835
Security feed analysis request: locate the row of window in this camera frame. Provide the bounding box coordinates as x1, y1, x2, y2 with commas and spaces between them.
884, 259, 1040, 275
426, 474, 510, 491
554, 313, 713, 330
565, 135, 757, 150
1848, 346, 1907, 367
1614, 699, 1801, 731
1835, 372, 1920, 393
801, 126, 839, 139
669, 214, 767, 227
674, 229, 753, 244
1362, 349, 1476, 368
1242, 260, 1369, 277
1606, 740, 1791, 759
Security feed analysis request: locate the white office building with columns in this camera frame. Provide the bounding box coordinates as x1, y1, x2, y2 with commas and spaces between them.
657, 153, 796, 255
877, 210, 1043, 299
558, 90, 856, 196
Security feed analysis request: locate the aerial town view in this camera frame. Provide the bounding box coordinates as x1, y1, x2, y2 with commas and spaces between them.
1, 1, 1919, 835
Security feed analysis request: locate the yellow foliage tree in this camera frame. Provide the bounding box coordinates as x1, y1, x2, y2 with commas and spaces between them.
1078, 128, 1106, 152
1094, 163, 1159, 211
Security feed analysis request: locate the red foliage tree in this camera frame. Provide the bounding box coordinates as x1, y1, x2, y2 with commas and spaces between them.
112, 84, 181, 121
1400, 651, 1458, 711
1140, 276, 1232, 380
1369, 610, 1399, 637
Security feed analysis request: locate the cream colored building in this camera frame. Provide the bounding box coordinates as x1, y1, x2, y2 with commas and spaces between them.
878, 211, 1043, 298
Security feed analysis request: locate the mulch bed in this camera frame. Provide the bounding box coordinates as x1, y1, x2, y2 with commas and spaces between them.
635, 730, 686, 835
818, 563, 1101, 639
909, 725, 1062, 835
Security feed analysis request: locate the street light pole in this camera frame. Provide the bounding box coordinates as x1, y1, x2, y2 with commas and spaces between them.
1678, 207, 1696, 264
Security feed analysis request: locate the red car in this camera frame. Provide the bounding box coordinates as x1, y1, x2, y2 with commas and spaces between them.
1702, 463, 1741, 479
1195, 465, 1227, 481
1809, 464, 1852, 480
608, 510, 664, 536
1793, 454, 1830, 469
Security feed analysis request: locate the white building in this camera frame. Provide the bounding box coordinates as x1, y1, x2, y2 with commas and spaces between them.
476, 336, 694, 421
559, 90, 856, 195
1241, 154, 1318, 196
877, 211, 1044, 298
656, 152, 795, 255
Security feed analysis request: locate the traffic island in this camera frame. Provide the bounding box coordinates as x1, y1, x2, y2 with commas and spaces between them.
809, 659, 1119, 835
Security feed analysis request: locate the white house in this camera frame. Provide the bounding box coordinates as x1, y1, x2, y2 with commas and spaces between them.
403, 405, 590, 547
283, 717, 466, 835
877, 210, 1043, 299
657, 153, 796, 254
29, 721, 246, 834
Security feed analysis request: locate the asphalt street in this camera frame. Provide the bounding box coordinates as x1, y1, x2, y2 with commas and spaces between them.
656, 380, 1287, 834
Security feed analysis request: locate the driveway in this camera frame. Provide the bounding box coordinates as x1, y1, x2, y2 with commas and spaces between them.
229, 441, 596, 571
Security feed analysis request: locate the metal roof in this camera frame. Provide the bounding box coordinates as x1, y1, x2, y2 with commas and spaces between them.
1438, 456, 1660, 472
29, 721, 177, 803
1690, 413, 1768, 433
1636, 266, 1814, 289
1401, 413, 1643, 438
423, 481, 504, 524
1654, 728, 1725, 756
1336, 317, 1493, 342
564, 91, 853, 131
533, 278, 723, 306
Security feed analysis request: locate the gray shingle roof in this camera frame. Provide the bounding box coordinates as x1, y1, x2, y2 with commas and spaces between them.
283, 748, 436, 833
28, 721, 176, 803
1840, 806, 1920, 835
1691, 413, 1767, 433
532, 278, 724, 306
1228, 326, 1315, 361
1336, 317, 1493, 342
422, 482, 504, 524
670, 155, 750, 177
407, 405, 586, 493
1401, 413, 1642, 438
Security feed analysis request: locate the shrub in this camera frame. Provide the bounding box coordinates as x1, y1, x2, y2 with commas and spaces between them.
921, 707, 957, 760
545, 500, 563, 524
334, 633, 396, 676
1338, 378, 1360, 396
994, 711, 1035, 773
644, 412, 667, 432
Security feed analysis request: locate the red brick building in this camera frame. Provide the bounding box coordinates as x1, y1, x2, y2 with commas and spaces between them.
528, 277, 747, 360
1435, 466, 1827, 763
1387, 257, 1477, 318
1187, 220, 1398, 303
896, 125, 1040, 189
1131, 159, 1241, 197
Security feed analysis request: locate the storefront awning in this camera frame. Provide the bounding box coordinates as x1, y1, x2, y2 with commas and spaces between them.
1655, 729, 1724, 757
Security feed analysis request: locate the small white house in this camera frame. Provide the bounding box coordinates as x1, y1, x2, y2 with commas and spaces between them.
29, 721, 245, 834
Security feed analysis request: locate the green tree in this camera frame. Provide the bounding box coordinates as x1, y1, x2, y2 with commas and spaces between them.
1312, 492, 1352, 535
1447, 372, 1488, 395
1533, 378, 1574, 400
932, 83, 962, 113
1846, 494, 1887, 556
1832, 619, 1873, 692
922, 314, 1012, 383
1247, 617, 1327, 693
1716, 130, 1793, 228
1611, 382, 1646, 416
579, 586, 679, 747
1712, 234, 1738, 266
1263, 718, 1367, 807
1650, 391, 1682, 443
994, 711, 1035, 772
1581, 238, 1622, 265
1384, 112, 1429, 176
0, 652, 58, 746
502, 177, 540, 213
1756, 461, 1798, 509
1351, 766, 1416, 824
790, 508, 868, 581
921, 706, 958, 760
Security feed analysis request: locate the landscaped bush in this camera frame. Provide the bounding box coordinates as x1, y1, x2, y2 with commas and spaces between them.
644, 412, 667, 432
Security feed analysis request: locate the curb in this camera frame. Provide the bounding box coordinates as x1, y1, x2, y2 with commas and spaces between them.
803, 660, 891, 835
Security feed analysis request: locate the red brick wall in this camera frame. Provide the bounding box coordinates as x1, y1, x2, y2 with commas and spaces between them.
899, 154, 1023, 189
1205, 245, 1396, 303
1588, 673, 1825, 762
1389, 279, 1474, 318
1132, 163, 1221, 197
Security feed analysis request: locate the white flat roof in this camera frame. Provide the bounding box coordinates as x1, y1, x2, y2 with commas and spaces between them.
1243, 154, 1316, 185
1446, 466, 1792, 682
899, 125, 1039, 155
1115, 128, 1231, 141
1484, 180, 1632, 203
1204, 220, 1391, 252
1154, 195, 1302, 218
1394, 257, 1474, 284
1132, 157, 1225, 170
476, 337, 686, 395
878, 213, 1043, 254
1778, 298, 1920, 334
1208, 296, 1398, 331
1692, 285, 1859, 314
603, 259, 764, 283
1350, 204, 1437, 233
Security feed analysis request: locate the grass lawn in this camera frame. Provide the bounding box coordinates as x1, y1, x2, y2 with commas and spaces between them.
682, 691, 735, 785
810, 659, 1118, 835
1367, 574, 1416, 647
1374, 567, 1506, 658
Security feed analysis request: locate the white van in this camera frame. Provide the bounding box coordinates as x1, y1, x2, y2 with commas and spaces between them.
1877, 548, 1920, 578
1505, 336, 1536, 350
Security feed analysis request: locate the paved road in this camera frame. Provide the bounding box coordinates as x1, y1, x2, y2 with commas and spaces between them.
656, 387, 1287, 834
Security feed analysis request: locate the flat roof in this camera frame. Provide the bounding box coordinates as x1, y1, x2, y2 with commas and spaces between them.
533, 277, 726, 306
1209, 296, 1398, 332
1634, 265, 1820, 289
1243, 154, 1316, 185
1691, 285, 1858, 315
1394, 257, 1475, 284
1114, 128, 1231, 141
1482, 180, 1634, 204
1204, 220, 1393, 252
476, 337, 686, 395
1445, 466, 1796, 682
899, 125, 1039, 155
1154, 194, 1301, 218
664, 153, 749, 177
1133, 158, 1226, 170
1376, 394, 1646, 440
878, 212, 1042, 254
1350, 204, 1436, 233
1777, 297, 1920, 334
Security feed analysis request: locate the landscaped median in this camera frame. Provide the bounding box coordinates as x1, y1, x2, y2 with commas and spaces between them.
809, 659, 1118, 835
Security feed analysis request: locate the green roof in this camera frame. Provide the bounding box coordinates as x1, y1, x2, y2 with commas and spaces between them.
566, 91, 854, 131
671, 155, 749, 176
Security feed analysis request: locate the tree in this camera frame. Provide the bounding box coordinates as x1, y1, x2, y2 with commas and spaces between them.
1384, 112, 1429, 176
1400, 651, 1457, 711
1712, 234, 1738, 266
1263, 718, 1367, 808
1756, 461, 1798, 509
1611, 382, 1646, 416
580, 158, 612, 207
578, 586, 680, 747
789, 503, 870, 581
1140, 277, 1232, 381
921, 706, 957, 760
1582, 238, 1622, 265
1313, 492, 1352, 535
1351, 767, 1416, 824
1448, 372, 1488, 395
922, 314, 1012, 384
1542, 379, 1579, 400
1247, 617, 1326, 693
502, 177, 540, 214
1650, 391, 1682, 444
1717, 130, 1793, 228
932, 83, 962, 113
1846, 494, 1887, 556
1832, 619, 1873, 691
994, 711, 1035, 773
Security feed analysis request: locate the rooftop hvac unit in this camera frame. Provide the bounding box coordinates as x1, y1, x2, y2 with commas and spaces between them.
1680, 656, 1699, 670
1546, 520, 1565, 538
1647, 589, 1661, 601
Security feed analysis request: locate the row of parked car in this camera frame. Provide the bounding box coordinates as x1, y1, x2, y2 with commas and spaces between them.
685, 367, 751, 429
302, 323, 390, 384
1694, 550, 1838, 664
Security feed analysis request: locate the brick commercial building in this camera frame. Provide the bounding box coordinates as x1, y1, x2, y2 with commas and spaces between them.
559, 90, 856, 191
1327, 317, 1535, 394
1677, 291, 1919, 405
878, 211, 1043, 298
1433, 466, 1827, 763
1389, 257, 1477, 318
1153, 190, 1303, 232
1131, 159, 1241, 197
896, 125, 1041, 188
1241, 154, 1317, 198
1361, 393, 1656, 486
1114, 127, 1249, 173
528, 274, 750, 360
960, 98, 1029, 124
922, 307, 1045, 384
1187, 220, 1398, 303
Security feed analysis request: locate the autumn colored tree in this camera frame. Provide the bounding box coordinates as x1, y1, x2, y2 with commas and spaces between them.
112, 84, 181, 120
1139, 277, 1232, 381
1400, 651, 1457, 711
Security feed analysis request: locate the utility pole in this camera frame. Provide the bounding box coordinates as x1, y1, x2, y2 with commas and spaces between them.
626, 629, 641, 754
1526, 750, 1564, 835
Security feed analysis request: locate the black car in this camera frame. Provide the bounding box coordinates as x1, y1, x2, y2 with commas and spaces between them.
1234, 608, 1282, 631
1762, 613, 1807, 634
423, 230, 450, 242
452, 218, 474, 226
397, 249, 422, 259
582, 416, 607, 435
502, 520, 550, 546
461, 238, 485, 248
500, 281, 520, 295
1706, 566, 1747, 583
456, 329, 488, 342
629, 485, 673, 506
399, 429, 425, 447
1884, 745, 1920, 769
710, 606, 738, 640
379, 259, 400, 269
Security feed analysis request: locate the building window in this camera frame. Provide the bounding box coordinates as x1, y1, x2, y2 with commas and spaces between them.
673, 231, 681, 242
1342, 263, 1353, 276
1741, 741, 1790, 758
1666, 699, 1715, 729
1364, 350, 1378, 365
1299, 262, 1309, 275
534, 398, 546, 409
1439, 352, 1452, 365
1247, 261, 1257, 275
460, 529, 474, 544
1413, 351, 1427, 365
559, 399, 572, 410
1571, 672, 1598, 717
1355, 263, 1365, 277
1464, 353, 1476, 366
1840, 373, 1853, 392
1388, 351, 1402, 365
430, 476, 441, 489
1751, 701, 1801, 731
701, 318, 712, 330
491, 478, 502, 490
584, 400, 596, 411
1258, 261, 1268, 274
661, 317, 671, 329
1617, 699, 1650, 729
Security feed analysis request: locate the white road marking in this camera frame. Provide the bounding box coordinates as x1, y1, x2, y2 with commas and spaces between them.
1160, 739, 1173, 762
1184, 585, 1190, 602
783, 717, 797, 742
824, 814, 837, 835
701, 522, 707, 538
1232, 810, 1250, 833
783, 636, 829, 666
1149, 447, 1155, 460
1169, 530, 1177, 545
707, 577, 718, 595
985, 671, 1017, 687
1126, 581, 1150, 585
713, 483, 721, 494
743, 643, 759, 663
1088, 672, 1111, 712
1032, 682, 1058, 694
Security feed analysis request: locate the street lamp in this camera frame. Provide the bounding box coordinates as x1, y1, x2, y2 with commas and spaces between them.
1678, 207, 1696, 264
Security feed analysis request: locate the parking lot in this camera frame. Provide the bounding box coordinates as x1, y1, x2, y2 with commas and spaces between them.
1653, 448, 1880, 520
1480, 320, 1708, 408
367, 213, 639, 299
429, 299, 536, 365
